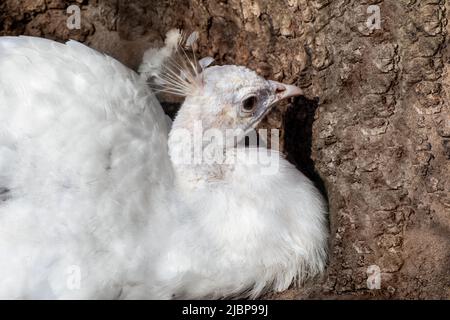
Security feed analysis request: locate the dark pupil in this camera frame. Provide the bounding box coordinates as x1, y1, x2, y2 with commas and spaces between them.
243, 96, 257, 112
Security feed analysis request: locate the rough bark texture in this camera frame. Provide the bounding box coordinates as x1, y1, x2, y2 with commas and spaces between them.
1, 0, 449, 299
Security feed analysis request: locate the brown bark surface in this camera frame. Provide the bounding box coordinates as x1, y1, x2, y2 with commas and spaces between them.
1, 0, 449, 299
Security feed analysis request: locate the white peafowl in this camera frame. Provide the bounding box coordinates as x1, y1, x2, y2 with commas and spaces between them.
0, 29, 328, 299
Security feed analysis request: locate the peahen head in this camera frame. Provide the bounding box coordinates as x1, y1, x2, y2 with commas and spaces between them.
161, 61, 303, 147
185, 65, 302, 135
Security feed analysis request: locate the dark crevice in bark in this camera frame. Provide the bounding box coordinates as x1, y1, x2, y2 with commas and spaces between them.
284, 96, 326, 197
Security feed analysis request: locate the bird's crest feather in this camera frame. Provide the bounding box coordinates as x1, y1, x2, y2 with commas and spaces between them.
146, 30, 214, 97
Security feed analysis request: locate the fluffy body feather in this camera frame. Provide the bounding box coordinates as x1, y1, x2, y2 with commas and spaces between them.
0, 35, 327, 299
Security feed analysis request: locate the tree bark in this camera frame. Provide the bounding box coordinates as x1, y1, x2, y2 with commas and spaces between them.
1, 0, 449, 299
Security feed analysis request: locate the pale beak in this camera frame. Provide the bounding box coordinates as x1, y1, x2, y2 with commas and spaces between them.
269, 80, 303, 105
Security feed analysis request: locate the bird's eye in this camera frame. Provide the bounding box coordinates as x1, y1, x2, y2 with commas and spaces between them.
242, 96, 257, 113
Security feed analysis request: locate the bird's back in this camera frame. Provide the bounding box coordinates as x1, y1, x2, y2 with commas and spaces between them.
0, 36, 174, 298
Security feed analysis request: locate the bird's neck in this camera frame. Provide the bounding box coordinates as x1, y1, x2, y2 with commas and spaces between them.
168, 108, 232, 189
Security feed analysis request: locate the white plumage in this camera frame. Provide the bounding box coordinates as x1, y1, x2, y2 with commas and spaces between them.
0, 32, 328, 299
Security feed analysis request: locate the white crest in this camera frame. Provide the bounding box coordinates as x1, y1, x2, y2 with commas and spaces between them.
150, 30, 213, 97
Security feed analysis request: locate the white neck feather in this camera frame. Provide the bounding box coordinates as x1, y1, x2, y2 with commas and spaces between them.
168, 100, 231, 189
